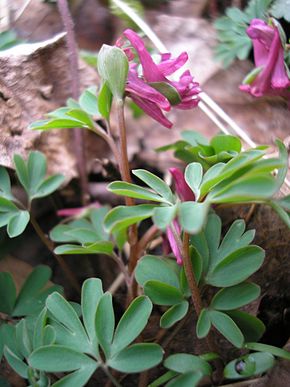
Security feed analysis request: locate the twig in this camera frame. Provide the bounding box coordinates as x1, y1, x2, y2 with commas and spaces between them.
30, 215, 80, 293
56, 0, 89, 205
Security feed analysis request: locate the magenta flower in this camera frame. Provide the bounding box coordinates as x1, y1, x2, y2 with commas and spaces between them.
164, 168, 195, 264
57, 202, 100, 217
166, 220, 183, 265
240, 19, 290, 103
117, 29, 201, 128
169, 167, 195, 202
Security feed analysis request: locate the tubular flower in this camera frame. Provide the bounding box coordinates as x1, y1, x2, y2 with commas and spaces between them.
57, 202, 100, 217
240, 19, 290, 104
116, 29, 201, 128
165, 168, 195, 264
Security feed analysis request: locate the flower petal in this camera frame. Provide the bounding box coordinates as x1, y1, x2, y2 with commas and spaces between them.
166, 221, 183, 265
123, 29, 166, 82
169, 168, 195, 201
130, 94, 173, 128
127, 71, 171, 111
158, 52, 189, 76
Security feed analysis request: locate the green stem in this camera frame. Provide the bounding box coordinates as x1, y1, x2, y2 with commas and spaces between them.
102, 366, 122, 387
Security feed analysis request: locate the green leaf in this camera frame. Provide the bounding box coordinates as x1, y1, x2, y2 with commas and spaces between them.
245, 342, 290, 360
200, 149, 265, 196
206, 246, 265, 287
65, 109, 95, 129
160, 301, 189, 329
46, 293, 89, 350
271, 0, 290, 22
133, 169, 174, 203
210, 174, 277, 203
179, 201, 209, 234
211, 283, 260, 310
104, 204, 155, 233
16, 319, 32, 358
0, 272, 16, 314
148, 370, 177, 387
107, 343, 163, 373
0, 167, 13, 199
14, 154, 29, 191
166, 372, 203, 387
7, 210, 30, 238
97, 45, 128, 100
184, 163, 203, 200
30, 118, 88, 130
98, 82, 113, 119
196, 309, 211, 339
109, 0, 144, 29
108, 181, 167, 203
216, 219, 255, 263
226, 311, 265, 342
0, 324, 19, 360
81, 278, 103, 342
135, 255, 180, 289
33, 308, 48, 349
52, 364, 98, 387
269, 200, 290, 228
209, 310, 244, 348
210, 135, 242, 154
181, 131, 209, 147
54, 241, 113, 256
275, 139, 288, 189
224, 352, 275, 380
4, 347, 28, 378
79, 87, 99, 116
149, 82, 181, 105
27, 151, 46, 192
32, 174, 64, 199
13, 266, 61, 317
111, 296, 152, 354
95, 293, 114, 358
29, 345, 97, 372
153, 205, 177, 230
164, 353, 211, 375
144, 280, 184, 306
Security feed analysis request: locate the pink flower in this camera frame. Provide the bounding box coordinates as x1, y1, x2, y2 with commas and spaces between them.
164, 168, 195, 264
57, 202, 100, 217
169, 167, 195, 202
117, 29, 201, 128
166, 220, 183, 265
240, 19, 290, 103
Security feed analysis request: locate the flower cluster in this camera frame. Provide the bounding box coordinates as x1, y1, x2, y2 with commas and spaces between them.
117, 29, 201, 128
240, 18, 290, 105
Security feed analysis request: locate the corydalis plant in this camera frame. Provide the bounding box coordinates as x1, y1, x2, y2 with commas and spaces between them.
115, 28, 200, 128
240, 18, 290, 105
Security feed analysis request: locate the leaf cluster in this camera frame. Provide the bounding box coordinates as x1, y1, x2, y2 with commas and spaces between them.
50, 207, 116, 256
29, 85, 113, 131
157, 131, 242, 169
0, 152, 64, 237
0, 266, 62, 385
26, 278, 163, 385
106, 137, 288, 235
